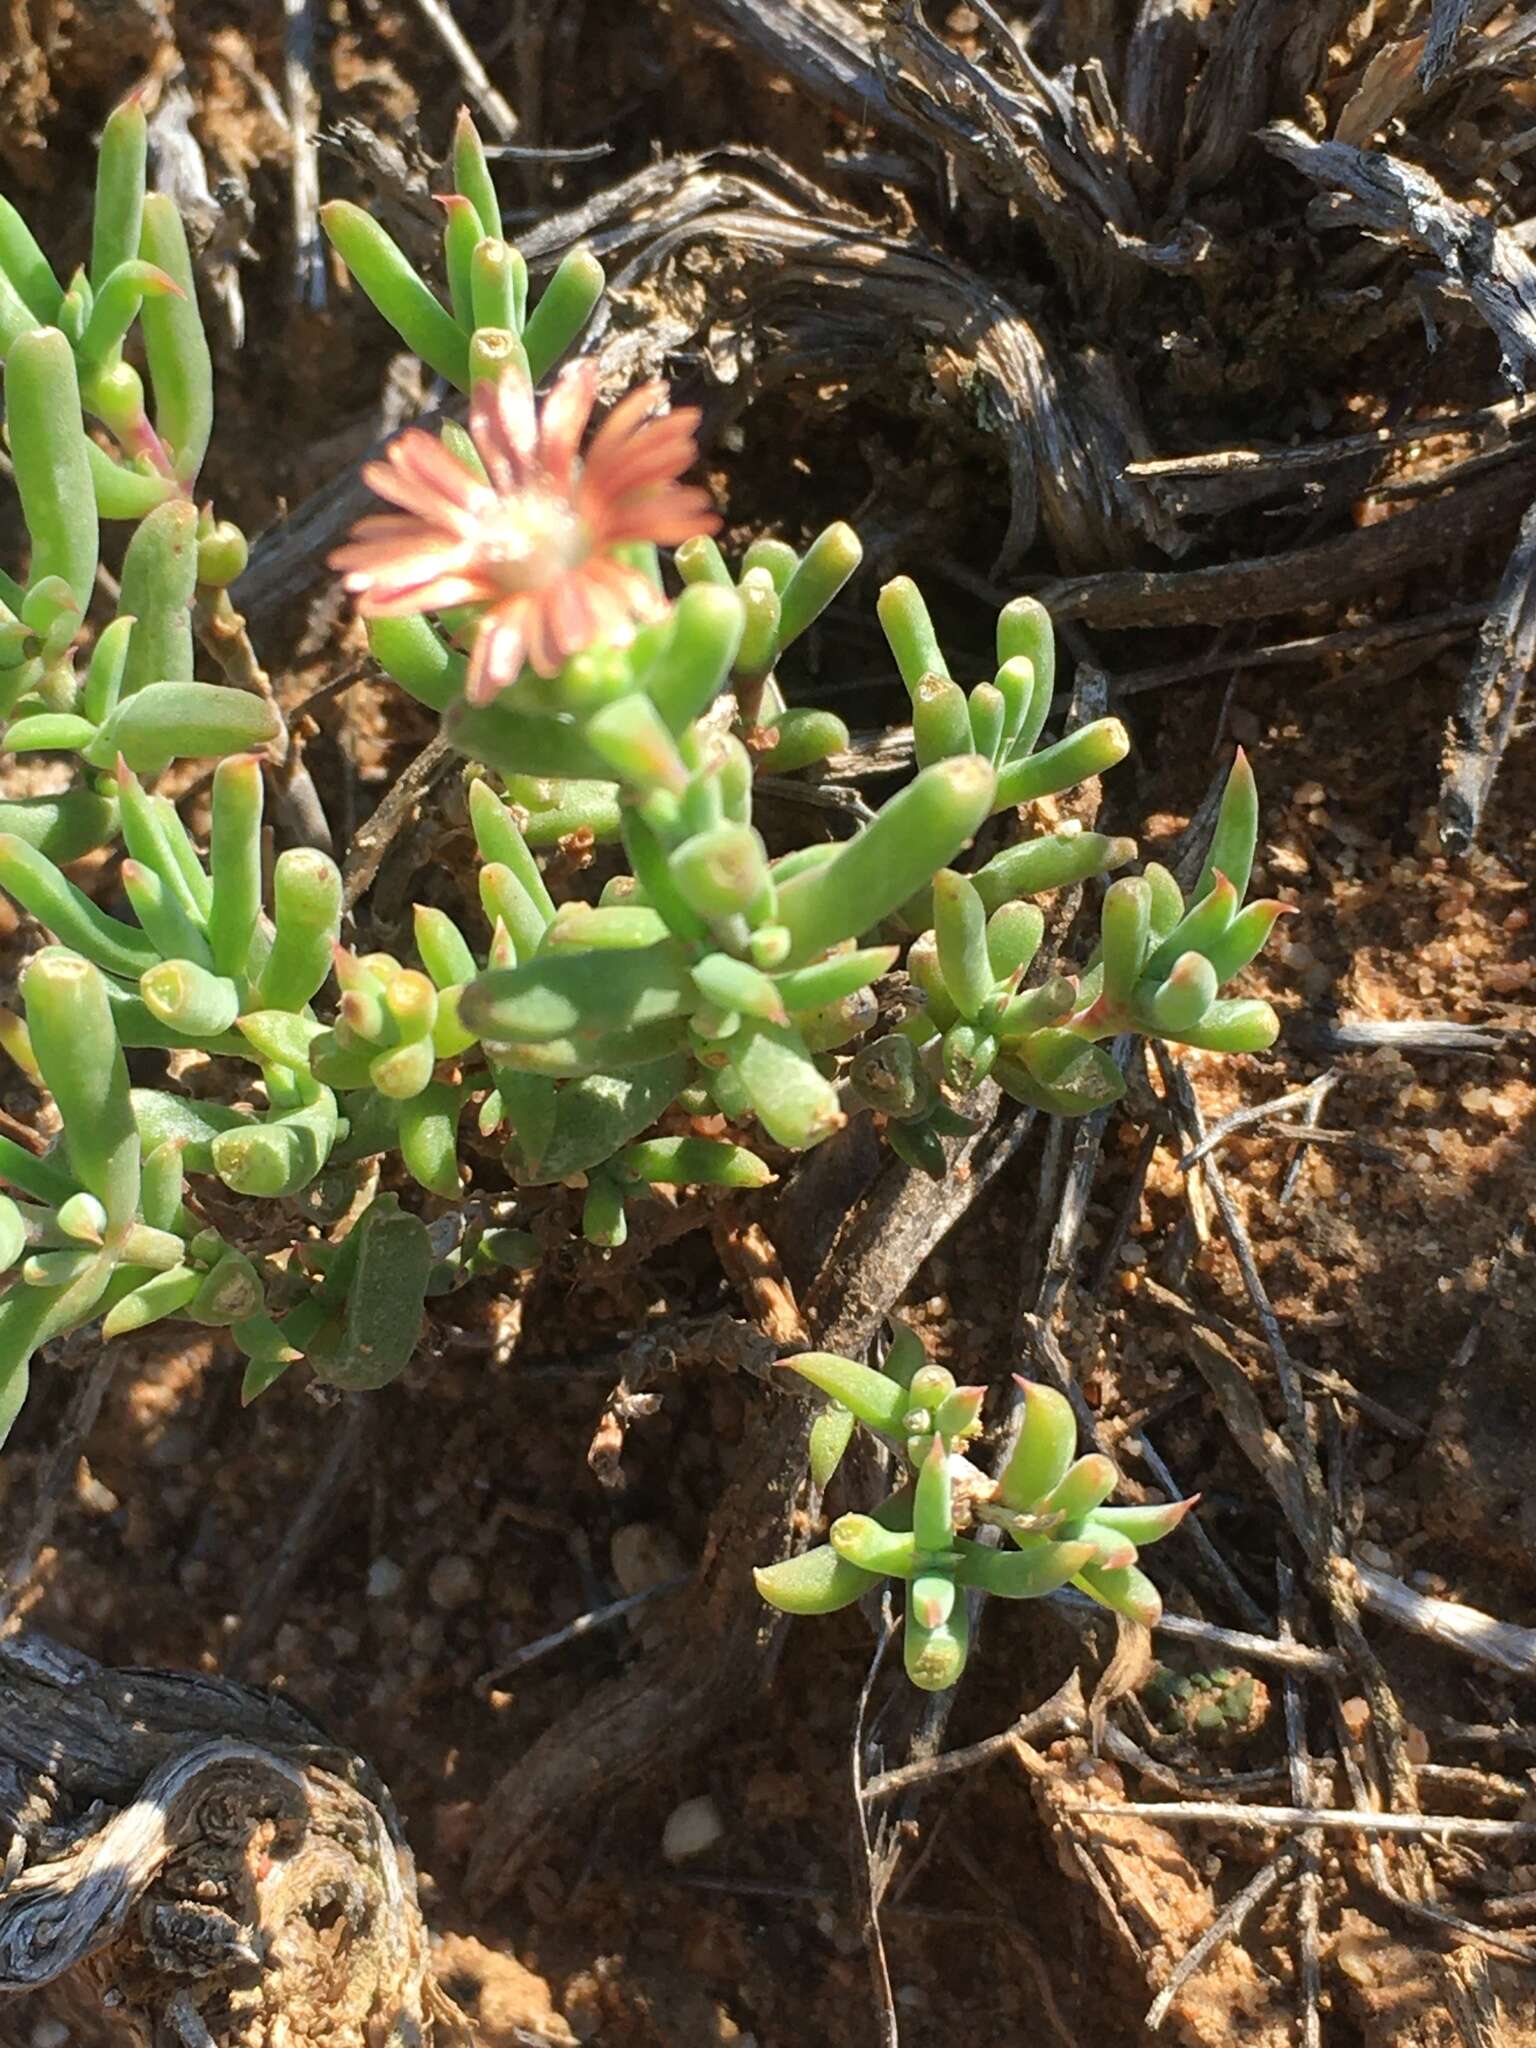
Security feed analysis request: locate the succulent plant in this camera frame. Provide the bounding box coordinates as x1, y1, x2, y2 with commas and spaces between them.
755, 1328, 1197, 1690
1144, 1663, 1270, 1747
0, 100, 1282, 1446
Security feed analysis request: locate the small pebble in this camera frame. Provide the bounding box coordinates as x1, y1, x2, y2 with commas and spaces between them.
662, 1794, 726, 1864
1340, 1695, 1372, 1741
428, 1554, 480, 1612
75, 1459, 119, 1515
366, 1556, 405, 1601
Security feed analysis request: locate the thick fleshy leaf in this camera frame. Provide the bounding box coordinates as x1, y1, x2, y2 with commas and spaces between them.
321, 201, 470, 387
775, 757, 995, 965
996, 1378, 1078, 1508
139, 193, 213, 481
777, 522, 861, 652
1075, 1559, 1162, 1628
995, 595, 1054, 704
754, 1544, 876, 1615
809, 1402, 857, 1491
912, 674, 973, 768
618, 1135, 773, 1189
5, 328, 98, 611
1088, 1498, 1199, 1547
1044, 1453, 1118, 1520
758, 705, 849, 774
971, 831, 1137, 914
904, 1590, 968, 1691
996, 1034, 1125, 1116
463, 942, 695, 1046
1139, 952, 1218, 1035
784, 1350, 910, 1435
0, 791, 119, 864
932, 869, 992, 1021
876, 576, 948, 692
1199, 900, 1290, 986
1160, 998, 1279, 1054
210, 1087, 338, 1198
725, 1017, 843, 1150
994, 718, 1129, 811
22, 949, 139, 1228
1195, 749, 1258, 906
1141, 874, 1239, 987
1099, 876, 1152, 1011
515, 1056, 689, 1185
954, 1536, 1097, 1598
308, 1197, 433, 1389
89, 681, 279, 773
140, 961, 240, 1038
912, 1434, 954, 1552
830, 1514, 919, 1579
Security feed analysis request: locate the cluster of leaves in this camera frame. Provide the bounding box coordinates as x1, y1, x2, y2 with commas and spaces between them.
0, 103, 1281, 1459
0, 95, 275, 865
755, 1329, 1196, 1690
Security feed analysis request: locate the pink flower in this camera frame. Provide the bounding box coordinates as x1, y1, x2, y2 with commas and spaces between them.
331, 360, 718, 704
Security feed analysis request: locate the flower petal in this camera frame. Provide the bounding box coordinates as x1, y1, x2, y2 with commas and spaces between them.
472, 364, 538, 494
468, 600, 530, 702
353, 571, 489, 614
539, 360, 600, 493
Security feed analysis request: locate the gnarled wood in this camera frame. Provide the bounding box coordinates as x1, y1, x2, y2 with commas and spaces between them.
0, 1635, 447, 2045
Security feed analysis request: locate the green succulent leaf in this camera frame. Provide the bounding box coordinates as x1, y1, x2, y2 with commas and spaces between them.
782, 1351, 910, 1435
754, 1544, 877, 1616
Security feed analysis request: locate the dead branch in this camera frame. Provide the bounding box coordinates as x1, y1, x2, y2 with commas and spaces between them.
1351, 1560, 1536, 1681
1263, 123, 1536, 390
675, 0, 928, 157
408, 0, 518, 140
1440, 488, 1536, 850
878, 0, 1143, 283
1077, 1800, 1536, 1848
1036, 446, 1536, 626
0, 1637, 443, 2043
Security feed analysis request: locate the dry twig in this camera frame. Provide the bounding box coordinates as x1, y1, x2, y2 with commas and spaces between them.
1077, 1801, 1536, 1845
862, 1673, 1086, 1805
408, 0, 519, 140
1440, 489, 1536, 850
281, 0, 325, 309
478, 1578, 688, 1687
1352, 1559, 1536, 1681
1145, 1851, 1294, 2032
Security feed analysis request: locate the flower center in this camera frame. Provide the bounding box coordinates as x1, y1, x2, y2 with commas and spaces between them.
478, 488, 590, 593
